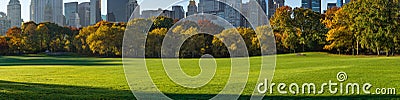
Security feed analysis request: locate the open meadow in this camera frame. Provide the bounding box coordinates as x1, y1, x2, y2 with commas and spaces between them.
0, 52, 399, 99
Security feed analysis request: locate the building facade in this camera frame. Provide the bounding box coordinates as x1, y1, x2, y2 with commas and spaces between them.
78, 2, 91, 27
7, 0, 22, 27
268, 0, 285, 18
65, 2, 80, 27
222, 0, 242, 27
90, 0, 101, 25
142, 9, 162, 18
172, 6, 185, 20
345, 0, 351, 4
257, 0, 267, 14
337, 0, 343, 7
301, 0, 321, 13
198, 0, 224, 15
127, 0, 140, 21
198, 0, 242, 27
328, 3, 337, 9
30, 0, 64, 26
0, 12, 10, 36
107, 0, 128, 22
69, 13, 80, 28
186, 0, 198, 17
241, 0, 268, 27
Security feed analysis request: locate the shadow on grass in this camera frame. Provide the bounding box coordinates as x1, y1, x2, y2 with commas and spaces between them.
0, 80, 133, 99
0, 80, 398, 99
0, 56, 121, 66
165, 94, 399, 100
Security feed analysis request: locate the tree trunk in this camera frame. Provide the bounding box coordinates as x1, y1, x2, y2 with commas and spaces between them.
392, 48, 395, 56
352, 45, 355, 55
377, 48, 380, 56
356, 40, 359, 55
386, 50, 389, 57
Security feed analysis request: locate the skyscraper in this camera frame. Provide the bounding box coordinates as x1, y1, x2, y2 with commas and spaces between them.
186, 0, 198, 17
328, 3, 337, 9
107, 0, 128, 22
30, 0, 63, 26
53, 0, 64, 26
65, 2, 80, 27
198, 0, 242, 27
90, 0, 101, 24
241, 0, 268, 27
221, 0, 242, 27
7, 0, 21, 27
172, 6, 185, 20
127, 0, 140, 21
198, 0, 224, 14
302, 0, 321, 13
268, 0, 285, 18
78, 2, 91, 27
257, 0, 267, 13
0, 12, 10, 35
141, 9, 162, 18
337, 0, 343, 7
345, 0, 351, 4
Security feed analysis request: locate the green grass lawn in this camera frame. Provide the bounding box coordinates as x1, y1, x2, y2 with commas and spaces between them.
0, 52, 399, 99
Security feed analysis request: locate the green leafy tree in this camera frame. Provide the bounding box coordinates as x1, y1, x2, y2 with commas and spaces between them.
270, 6, 299, 53
152, 16, 174, 30
146, 28, 167, 57
293, 8, 328, 52
22, 22, 39, 53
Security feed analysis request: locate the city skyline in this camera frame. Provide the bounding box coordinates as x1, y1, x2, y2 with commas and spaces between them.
0, 0, 337, 23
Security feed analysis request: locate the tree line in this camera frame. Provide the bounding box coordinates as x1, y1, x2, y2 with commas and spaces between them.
271, 0, 400, 56
1, 0, 399, 57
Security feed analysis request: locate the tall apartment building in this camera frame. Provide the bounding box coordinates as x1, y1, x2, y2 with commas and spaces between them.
7, 0, 22, 27
172, 6, 185, 20
107, 0, 128, 22
30, 0, 64, 26
268, 0, 285, 18
186, 0, 198, 17
337, 0, 343, 7
328, 3, 337, 9
127, 0, 140, 21
345, 0, 351, 4
198, 0, 224, 15
301, 0, 321, 13
221, 0, 242, 27
241, 0, 268, 27
198, 0, 242, 27
0, 12, 10, 35
90, 0, 101, 25
65, 2, 80, 27
78, 2, 91, 27
337, 0, 351, 7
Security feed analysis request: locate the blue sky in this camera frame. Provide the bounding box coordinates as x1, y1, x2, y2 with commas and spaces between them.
0, 0, 336, 22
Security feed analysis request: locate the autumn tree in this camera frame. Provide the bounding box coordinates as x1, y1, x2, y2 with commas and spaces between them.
151, 16, 174, 30
86, 21, 125, 56
22, 22, 39, 53
146, 28, 167, 57
0, 36, 8, 54
6, 27, 23, 53
270, 6, 299, 53
324, 0, 400, 56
